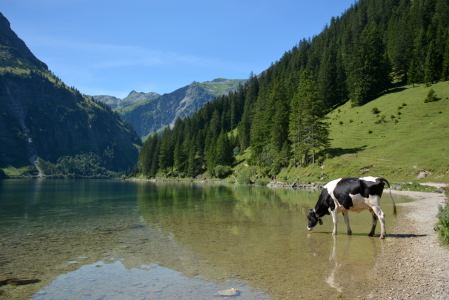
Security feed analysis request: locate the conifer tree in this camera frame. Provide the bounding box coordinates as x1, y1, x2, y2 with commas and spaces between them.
347, 25, 391, 106
289, 70, 329, 166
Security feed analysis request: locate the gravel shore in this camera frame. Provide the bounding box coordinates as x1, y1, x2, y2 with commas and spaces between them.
367, 189, 449, 299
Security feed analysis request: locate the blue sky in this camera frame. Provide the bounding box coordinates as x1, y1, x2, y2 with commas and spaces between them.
3, 0, 355, 98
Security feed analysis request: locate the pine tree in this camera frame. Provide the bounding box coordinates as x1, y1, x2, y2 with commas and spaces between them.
215, 131, 233, 166
347, 25, 391, 106
442, 39, 449, 80
289, 70, 329, 166
424, 41, 440, 83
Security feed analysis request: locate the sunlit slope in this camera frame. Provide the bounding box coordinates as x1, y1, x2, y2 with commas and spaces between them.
323, 81, 449, 182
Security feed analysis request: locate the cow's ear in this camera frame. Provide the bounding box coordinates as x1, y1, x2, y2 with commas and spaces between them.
308, 209, 314, 214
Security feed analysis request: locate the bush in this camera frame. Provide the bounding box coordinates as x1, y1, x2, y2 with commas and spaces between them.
424, 89, 438, 103
214, 165, 231, 178
374, 115, 387, 124
436, 202, 449, 245
255, 178, 270, 186
372, 107, 380, 114
237, 167, 253, 184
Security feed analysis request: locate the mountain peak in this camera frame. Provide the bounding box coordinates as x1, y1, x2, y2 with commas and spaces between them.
0, 13, 48, 70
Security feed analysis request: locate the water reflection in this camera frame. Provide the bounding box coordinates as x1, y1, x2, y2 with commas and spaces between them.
32, 261, 268, 300
135, 182, 402, 299
0, 180, 407, 300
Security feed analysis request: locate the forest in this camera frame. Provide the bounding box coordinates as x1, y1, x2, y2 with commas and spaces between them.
133, 0, 449, 180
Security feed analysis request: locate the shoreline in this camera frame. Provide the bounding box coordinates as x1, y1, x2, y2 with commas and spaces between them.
367, 189, 449, 299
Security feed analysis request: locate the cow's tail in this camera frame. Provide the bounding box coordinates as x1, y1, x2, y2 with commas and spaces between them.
379, 177, 397, 217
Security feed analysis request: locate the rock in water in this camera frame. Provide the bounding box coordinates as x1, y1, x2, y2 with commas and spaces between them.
217, 288, 239, 296
0, 279, 11, 286
7, 278, 40, 285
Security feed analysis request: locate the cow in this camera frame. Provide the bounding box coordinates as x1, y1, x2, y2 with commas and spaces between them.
307, 176, 396, 239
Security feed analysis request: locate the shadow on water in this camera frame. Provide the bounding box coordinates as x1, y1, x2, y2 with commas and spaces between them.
388, 233, 428, 238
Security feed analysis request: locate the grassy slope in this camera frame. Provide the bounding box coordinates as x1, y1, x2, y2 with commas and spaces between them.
277, 81, 449, 183
199, 79, 246, 96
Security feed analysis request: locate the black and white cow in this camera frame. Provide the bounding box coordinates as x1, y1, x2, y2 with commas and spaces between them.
307, 176, 396, 239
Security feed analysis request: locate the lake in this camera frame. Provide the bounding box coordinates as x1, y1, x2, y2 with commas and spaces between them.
0, 179, 407, 299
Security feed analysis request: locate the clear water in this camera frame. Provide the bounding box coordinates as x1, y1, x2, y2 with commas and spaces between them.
0, 179, 407, 299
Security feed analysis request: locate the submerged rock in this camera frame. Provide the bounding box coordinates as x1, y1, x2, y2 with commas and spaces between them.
7, 277, 40, 285
217, 288, 239, 296
0, 279, 10, 286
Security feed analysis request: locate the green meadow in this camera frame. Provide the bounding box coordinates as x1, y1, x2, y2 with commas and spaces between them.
277, 81, 449, 183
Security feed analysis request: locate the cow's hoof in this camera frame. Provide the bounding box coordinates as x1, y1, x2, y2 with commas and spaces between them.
379, 235, 385, 239
347, 231, 352, 235
368, 233, 374, 237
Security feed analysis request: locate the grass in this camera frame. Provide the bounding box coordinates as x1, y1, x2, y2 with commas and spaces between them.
199, 78, 246, 96
253, 81, 449, 184
436, 199, 449, 245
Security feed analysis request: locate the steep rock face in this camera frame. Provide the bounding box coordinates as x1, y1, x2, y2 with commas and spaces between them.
118, 79, 246, 137
0, 13, 141, 173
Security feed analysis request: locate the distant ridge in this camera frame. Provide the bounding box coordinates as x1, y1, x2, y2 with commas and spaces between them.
112, 78, 246, 137
90, 91, 161, 109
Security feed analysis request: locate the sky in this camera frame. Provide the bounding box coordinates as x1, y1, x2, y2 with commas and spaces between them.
3, 0, 356, 98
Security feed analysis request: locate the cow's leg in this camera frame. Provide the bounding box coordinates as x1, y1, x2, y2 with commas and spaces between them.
330, 209, 338, 235
371, 206, 386, 239
368, 209, 378, 236
342, 212, 352, 235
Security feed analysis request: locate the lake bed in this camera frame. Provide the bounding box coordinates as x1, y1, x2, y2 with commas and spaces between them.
0, 179, 407, 299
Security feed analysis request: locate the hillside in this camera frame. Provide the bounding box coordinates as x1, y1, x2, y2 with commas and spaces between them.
90, 91, 160, 109
116, 78, 246, 137
133, 0, 449, 182
0, 12, 141, 178
276, 81, 449, 182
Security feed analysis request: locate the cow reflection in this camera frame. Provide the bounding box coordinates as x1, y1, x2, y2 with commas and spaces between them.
326, 235, 343, 292
307, 234, 379, 294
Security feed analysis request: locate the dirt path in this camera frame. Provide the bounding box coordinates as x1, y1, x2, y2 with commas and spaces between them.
367, 190, 449, 299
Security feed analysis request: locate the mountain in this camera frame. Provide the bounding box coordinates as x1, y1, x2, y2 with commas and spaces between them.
134, 0, 449, 182
90, 90, 160, 109
115, 78, 246, 137
0, 12, 141, 177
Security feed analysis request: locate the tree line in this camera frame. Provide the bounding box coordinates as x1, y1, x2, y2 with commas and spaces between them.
134, 0, 449, 179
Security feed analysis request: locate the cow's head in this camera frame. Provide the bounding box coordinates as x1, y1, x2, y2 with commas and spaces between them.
307, 209, 323, 231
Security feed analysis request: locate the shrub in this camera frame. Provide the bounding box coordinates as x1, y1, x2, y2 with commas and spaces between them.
372, 107, 380, 114
368, 129, 373, 134
374, 115, 387, 124
214, 165, 231, 178
237, 167, 253, 184
424, 89, 438, 103
436, 201, 449, 245
255, 178, 270, 186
